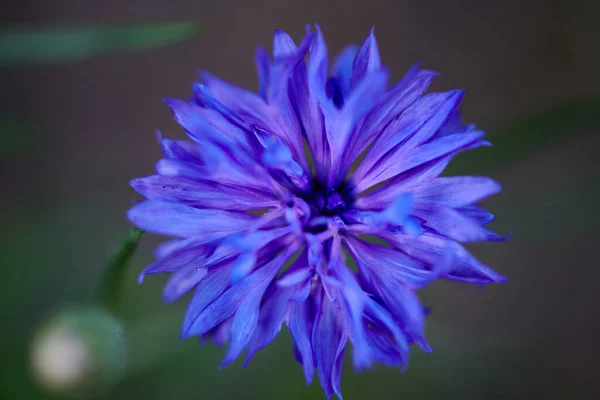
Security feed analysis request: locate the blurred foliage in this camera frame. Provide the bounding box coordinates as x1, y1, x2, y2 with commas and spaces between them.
0, 113, 39, 155
0, 22, 202, 66
448, 96, 600, 175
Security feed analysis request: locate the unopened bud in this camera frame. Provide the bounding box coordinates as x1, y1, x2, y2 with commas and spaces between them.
30, 305, 126, 396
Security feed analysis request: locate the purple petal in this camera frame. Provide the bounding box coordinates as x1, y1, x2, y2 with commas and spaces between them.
182, 263, 234, 335
273, 29, 297, 57
345, 237, 440, 290
412, 176, 501, 207
265, 32, 314, 167
138, 244, 208, 283
199, 71, 271, 130
341, 67, 436, 169
350, 27, 381, 91
127, 200, 256, 238
412, 205, 495, 242
220, 281, 266, 367
352, 90, 464, 191
153, 238, 188, 259
163, 263, 208, 303
166, 99, 257, 156
330, 44, 358, 102
457, 205, 495, 225
287, 297, 315, 385
157, 134, 203, 164
354, 130, 484, 193
327, 67, 389, 187
209, 318, 233, 347
228, 227, 294, 283
182, 248, 293, 338
312, 288, 348, 400
401, 131, 485, 172
331, 334, 347, 400
243, 283, 297, 366
388, 233, 507, 283
254, 46, 269, 99
131, 175, 278, 211
277, 267, 312, 287
155, 158, 205, 180
354, 157, 449, 210
304, 25, 332, 181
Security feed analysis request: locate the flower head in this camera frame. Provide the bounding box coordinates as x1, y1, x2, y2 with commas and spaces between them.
128, 25, 506, 399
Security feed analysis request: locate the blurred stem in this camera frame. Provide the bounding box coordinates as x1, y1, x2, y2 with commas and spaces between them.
97, 228, 144, 311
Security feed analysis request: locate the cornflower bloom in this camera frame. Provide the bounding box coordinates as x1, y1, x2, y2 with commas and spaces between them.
128, 25, 506, 399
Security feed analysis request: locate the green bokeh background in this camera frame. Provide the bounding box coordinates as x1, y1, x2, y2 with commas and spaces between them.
2, 1, 599, 399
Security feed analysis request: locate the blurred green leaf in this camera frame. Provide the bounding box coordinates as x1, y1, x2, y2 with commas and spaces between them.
448, 96, 600, 175
0, 22, 202, 66
0, 114, 40, 155
98, 228, 144, 310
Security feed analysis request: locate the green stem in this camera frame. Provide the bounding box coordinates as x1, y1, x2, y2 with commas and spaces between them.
97, 228, 144, 311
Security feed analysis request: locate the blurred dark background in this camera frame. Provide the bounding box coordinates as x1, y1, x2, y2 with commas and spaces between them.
1, 1, 599, 399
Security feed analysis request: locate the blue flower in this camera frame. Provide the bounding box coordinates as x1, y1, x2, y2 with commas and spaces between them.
128, 25, 506, 399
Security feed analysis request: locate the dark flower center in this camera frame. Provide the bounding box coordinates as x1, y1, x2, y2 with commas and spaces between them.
299, 179, 354, 219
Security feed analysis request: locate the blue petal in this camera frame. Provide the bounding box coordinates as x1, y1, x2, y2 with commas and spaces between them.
457, 205, 495, 225
329, 68, 389, 158
329, 44, 359, 105
312, 289, 348, 400
287, 298, 315, 385
333, 261, 414, 364
389, 233, 507, 283
307, 25, 329, 107
293, 24, 329, 182
152, 238, 189, 259
254, 46, 269, 99
220, 281, 265, 367
346, 237, 442, 290
207, 318, 233, 347
198, 71, 272, 131
131, 175, 278, 211
266, 31, 314, 168
401, 131, 485, 172
380, 193, 415, 226
127, 200, 256, 238
138, 244, 208, 283
168, 99, 258, 155
182, 249, 293, 338
345, 238, 437, 350
273, 29, 297, 57
138, 243, 208, 282
350, 27, 381, 91
354, 157, 449, 210
341, 67, 436, 169
277, 267, 312, 287
182, 263, 234, 335
260, 135, 310, 192
412, 176, 501, 207
163, 263, 208, 303
156, 133, 203, 163
243, 282, 298, 366
355, 130, 484, 193
413, 205, 496, 242
228, 227, 294, 283
155, 158, 206, 180
352, 90, 464, 191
